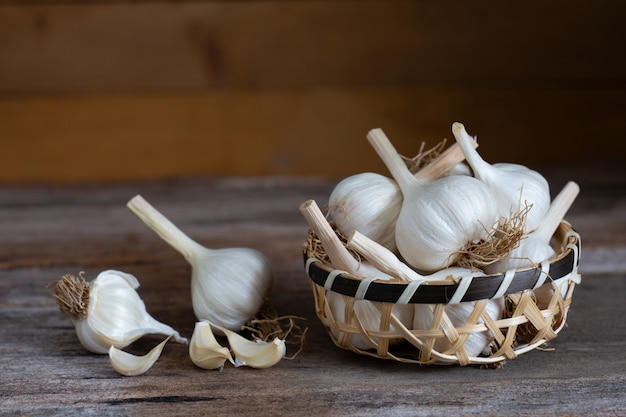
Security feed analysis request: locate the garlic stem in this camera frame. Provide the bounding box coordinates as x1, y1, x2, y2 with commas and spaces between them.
451, 122, 493, 183
127, 195, 205, 263
532, 181, 580, 243
347, 231, 422, 282
367, 129, 422, 194
300, 199, 382, 276
415, 141, 478, 181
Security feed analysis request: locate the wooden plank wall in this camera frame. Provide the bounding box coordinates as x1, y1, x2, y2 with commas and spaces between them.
1, 1, 625, 184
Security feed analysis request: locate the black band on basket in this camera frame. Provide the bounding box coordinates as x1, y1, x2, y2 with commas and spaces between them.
304, 230, 580, 304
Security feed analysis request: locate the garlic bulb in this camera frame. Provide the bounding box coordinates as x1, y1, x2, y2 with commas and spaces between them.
300, 199, 413, 350
328, 172, 401, 252
108, 337, 170, 376
485, 181, 580, 308
52, 270, 187, 354
127, 195, 275, 333
485, 181, 580, 275
328, 142, 476, 253
347, 230, 504, 357
452, 122, 550, 233
367, 128, 499, 271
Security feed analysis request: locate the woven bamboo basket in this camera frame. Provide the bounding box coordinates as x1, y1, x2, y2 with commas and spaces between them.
303, 221, 581, 366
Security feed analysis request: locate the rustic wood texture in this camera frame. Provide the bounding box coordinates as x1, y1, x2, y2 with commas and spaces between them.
1, 166, 625, 416
1, 1, 625, 183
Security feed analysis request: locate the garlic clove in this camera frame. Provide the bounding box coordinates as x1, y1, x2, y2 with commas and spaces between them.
189, 321, 234, 370
108, 336, 170, 376
53, 270, 187, 354
213, 324, 286, 369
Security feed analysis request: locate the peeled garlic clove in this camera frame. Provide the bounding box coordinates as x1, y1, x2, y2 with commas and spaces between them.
108, 337, 170, 376
215, 325, 286, 369
52, 270, 187, 354
189, 321, 234, 370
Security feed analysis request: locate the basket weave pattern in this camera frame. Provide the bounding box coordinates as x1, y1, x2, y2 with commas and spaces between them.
304, 222, 581, 366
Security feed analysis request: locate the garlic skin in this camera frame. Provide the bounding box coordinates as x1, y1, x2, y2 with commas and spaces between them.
452, 122, 550, 233
109, 337, 170, 376
127, 195, 275, 333
328, 172, 402, 252
53, 270, 187, 354
367, 128, 499, 272
485, 181, 580, 275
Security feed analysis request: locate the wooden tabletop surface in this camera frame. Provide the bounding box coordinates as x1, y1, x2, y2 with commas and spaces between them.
1, 165, 625, 417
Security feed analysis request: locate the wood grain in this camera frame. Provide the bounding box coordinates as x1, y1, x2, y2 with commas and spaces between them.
1, 86, 625, 183
0, 169, 625, 416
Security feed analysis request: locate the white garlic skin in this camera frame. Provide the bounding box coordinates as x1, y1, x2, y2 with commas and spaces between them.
481, 162, 550, 232
395, 174, 499, 271
190, 247, 275, 332
452, 122, 550, 233
413, 298, 504, 357
73, 270, 186, 354
328, 172, 402, 253
484, 235, 555, 275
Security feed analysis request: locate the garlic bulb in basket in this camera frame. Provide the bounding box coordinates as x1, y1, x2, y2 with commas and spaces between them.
328, 172, 401, 252
452, 122, 550, 233
485, 181, 580, 307
367, 128, 499, 272
300, 199, 413, 350
346, 230, 503, 357
328, 141, 475, 253
52, 270, 187, 354
127, 195, 275, 333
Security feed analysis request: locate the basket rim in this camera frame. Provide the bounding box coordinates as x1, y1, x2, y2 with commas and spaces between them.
304, 222, 581, 304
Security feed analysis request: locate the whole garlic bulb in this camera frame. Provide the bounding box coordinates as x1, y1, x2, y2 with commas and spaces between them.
52, 270, 187, 354
127, 195, 275, 333
328, 172, 401, 252
367, 128, 499, 272
328, 142, 475, 253
452, 122, 550, 233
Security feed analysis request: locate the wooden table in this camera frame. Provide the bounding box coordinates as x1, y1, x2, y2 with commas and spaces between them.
1, 165, 625, 416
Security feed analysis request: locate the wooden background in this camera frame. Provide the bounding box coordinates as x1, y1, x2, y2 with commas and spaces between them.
1, 0, 625, 184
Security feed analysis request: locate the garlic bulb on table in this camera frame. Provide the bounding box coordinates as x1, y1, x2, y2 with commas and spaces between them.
127, 195, 275, 333
485, 181, 580, 307
328, 141, 476, 253
367, 128, 499, 272
300, 199, 413, 350
452, 122, 550, 233
52, 270, 187, 354
347, 230, 504, 358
